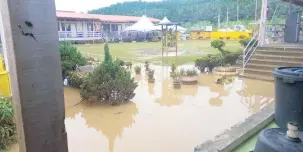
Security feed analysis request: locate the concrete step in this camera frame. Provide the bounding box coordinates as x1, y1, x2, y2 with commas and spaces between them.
251, 54, 303, 62
258, 46, 303, 52
249, 59, 302, 67
244, 68, 273, 77
245, 63, 277, 71
239, 73, 274, 82
255, 50, 303, 57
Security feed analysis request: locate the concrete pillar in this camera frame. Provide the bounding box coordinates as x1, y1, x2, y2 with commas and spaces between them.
289, 0, 293, 14
259, 0, 268, 46
0, 12, 9, 71
0, 0, 68, 152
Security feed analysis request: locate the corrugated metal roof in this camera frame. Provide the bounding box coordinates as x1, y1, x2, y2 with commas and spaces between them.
56, 10, 160, 23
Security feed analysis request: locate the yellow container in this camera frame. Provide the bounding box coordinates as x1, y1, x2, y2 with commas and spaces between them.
0, 71, 11, 97
190, 31, 252, 40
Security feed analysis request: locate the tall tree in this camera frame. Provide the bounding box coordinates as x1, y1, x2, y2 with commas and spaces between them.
104, 43, 112, 64
89, 0, 301, 23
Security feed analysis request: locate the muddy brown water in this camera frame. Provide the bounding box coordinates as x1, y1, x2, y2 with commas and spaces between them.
7, 65, 274, 152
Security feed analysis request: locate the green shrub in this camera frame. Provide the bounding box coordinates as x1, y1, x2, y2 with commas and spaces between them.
239, 38, 258, 47
178, 68, 198, 77
68, 72, 88, 88
60, 42, 87, 77
135, 66, 141, 74
224, 52, 241, 65
125, 62, 132, 69
195, 55, 225, 72
185, 69, 198, 76
116, 59, 125, 66
80, 44, 138, 105
180, 68, 186, 76
171, 64, 176, 73
0, 97, 15, 150
211, 40, 226, 55
144, 61, 150, 71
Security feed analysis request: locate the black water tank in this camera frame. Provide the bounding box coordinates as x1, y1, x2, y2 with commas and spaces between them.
273, 67, 303, 130
254, 128, 303, 152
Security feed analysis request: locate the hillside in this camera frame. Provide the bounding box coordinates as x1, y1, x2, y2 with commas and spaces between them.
88, 0, 298, 23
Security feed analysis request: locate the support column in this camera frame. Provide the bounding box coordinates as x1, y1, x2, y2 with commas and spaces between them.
0, 13, 9, 71
0, 0, 68, 152
289, 0, 293, 14
161, 25, 164, 58
175, 25, 178, 57
259, 0, 268, 46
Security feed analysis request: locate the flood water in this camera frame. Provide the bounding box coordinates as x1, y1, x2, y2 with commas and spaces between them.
7, 65, 274, 152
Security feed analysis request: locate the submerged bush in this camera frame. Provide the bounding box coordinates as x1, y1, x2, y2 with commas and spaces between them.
224, 52, 241, 65
195, 51, 241, 72
80, 43, 138, 105
68, 72, 88, 88
195, 55, 225, 72
116, 59, 125, 66
178, 68, 198, 77
60, 42, 87, 77
0, 97, 15, 150
185, 69, 198, 77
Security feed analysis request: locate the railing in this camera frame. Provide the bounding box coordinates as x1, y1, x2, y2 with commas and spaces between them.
242, 32, 260, 71
265, 24, 285, 44
58, 31, 108, 40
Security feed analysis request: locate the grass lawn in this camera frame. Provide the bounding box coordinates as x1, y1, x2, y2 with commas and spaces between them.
75, 40, 242, 65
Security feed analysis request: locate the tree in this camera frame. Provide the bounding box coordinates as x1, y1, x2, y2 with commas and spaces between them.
80, 44, 138, 105
104, 43, 112, 63
60, 42, 87, 77
88, 0, 299, 24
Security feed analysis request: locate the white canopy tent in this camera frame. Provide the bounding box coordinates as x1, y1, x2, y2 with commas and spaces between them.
157, 17, 186, 33
159, 17, 171, 25
124, 15, 158, 32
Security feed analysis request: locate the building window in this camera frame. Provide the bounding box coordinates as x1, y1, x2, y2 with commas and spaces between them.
66, 23, 71, 31
61, 23, 65, 31
102, 24, 110, 31
57, 22, 60, 31
87, 23, 93, 31
111, 24, 118, 31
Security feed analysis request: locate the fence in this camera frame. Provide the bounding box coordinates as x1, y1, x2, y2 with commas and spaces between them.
58, 31, 108, 41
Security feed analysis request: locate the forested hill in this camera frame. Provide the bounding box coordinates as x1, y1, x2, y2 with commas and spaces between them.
88, 0, 298, 23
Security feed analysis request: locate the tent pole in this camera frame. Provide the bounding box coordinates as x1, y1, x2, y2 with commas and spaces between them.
165, 25, 168, 57
176, 25, 178, 58
162, 25, 164, 58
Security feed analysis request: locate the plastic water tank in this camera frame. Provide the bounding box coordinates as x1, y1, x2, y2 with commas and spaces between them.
273, 67, 303, 130
254, 122, 303, 152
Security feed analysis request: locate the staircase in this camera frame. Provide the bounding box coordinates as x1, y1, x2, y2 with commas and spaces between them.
241, 46, 303, 81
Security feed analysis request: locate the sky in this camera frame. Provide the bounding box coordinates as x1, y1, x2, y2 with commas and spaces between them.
55, 0, 162, 12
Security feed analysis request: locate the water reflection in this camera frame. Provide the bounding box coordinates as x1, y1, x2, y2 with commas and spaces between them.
7, 65, 275, 152
154, 79, 183, 107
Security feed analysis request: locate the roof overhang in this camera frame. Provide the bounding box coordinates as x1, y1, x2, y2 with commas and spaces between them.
282, 0, 303, 6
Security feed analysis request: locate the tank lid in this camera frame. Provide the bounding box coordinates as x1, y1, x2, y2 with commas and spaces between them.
273, 67, 303, 83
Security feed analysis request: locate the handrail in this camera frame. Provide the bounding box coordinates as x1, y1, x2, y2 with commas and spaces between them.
244, 37, 259, 66
242, 32, 259, 71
